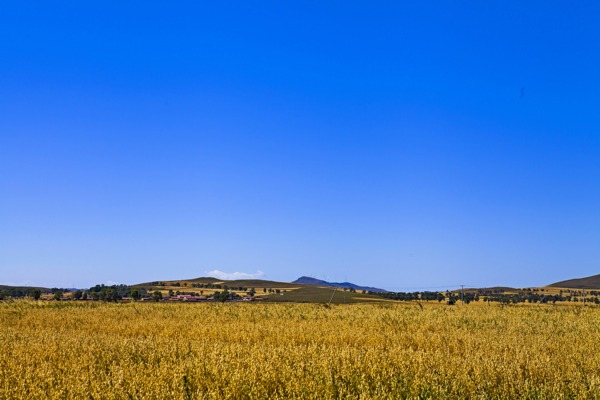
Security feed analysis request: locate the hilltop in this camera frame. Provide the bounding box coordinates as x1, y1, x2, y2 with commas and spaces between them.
292, 276, 388, 293
548, 273, 600, 289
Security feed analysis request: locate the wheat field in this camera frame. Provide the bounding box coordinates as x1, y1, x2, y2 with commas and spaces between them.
1, 301, 600, 399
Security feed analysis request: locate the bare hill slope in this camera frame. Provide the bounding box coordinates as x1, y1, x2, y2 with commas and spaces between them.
548, 273, 600, 289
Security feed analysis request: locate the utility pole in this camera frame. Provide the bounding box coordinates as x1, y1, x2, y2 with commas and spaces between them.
328, 287, 337, 306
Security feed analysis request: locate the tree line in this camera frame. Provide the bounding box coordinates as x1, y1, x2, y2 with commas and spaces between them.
369, 289, 600, 305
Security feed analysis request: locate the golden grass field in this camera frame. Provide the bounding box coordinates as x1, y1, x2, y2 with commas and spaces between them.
1, 301, 600, 399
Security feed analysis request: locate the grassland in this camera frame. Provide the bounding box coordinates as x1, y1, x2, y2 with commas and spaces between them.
2, 301, 600, 399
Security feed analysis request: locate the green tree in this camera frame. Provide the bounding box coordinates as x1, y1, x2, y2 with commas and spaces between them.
31, 289, 42, 300
53, 290, 63, 301
213, 290, 230, 302
130, 289, 141, 301
73, 290, 83, 300
152, 291, 163, 302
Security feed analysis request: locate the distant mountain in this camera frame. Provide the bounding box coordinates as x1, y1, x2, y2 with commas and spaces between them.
548, 273, 600, 289
292, 276, 388, 293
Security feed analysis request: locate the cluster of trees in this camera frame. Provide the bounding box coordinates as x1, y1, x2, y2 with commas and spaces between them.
519, 288, 600, 296
168, 290, 205, 297
54, 285, 147, 302
371, 291, 448, 302
373, 289, 600, 305
0, 284, 153, 302
0, 283, 259, 303
263, 288, 284, 294
0, 287, 72, 300
456, 293, 479, 304
212, 290, 241, 302
0, 287, 43, 300
151, 291, 163, 302
86, 284, 148, 302
373, 291, 482, 304
485, 292, 600, 305
191, 283, 223, 289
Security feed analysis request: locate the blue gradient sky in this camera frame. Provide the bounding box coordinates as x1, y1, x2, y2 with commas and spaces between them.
1, 1, 599, 290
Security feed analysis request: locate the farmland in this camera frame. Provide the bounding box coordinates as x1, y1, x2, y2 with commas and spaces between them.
2, 301, 600, 399
134, 277, 391, 304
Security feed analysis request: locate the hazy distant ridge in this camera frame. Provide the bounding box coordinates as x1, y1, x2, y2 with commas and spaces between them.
292, 276, 388, 293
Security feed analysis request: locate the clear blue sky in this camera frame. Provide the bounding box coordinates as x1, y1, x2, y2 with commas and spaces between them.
1, 1, 599, 290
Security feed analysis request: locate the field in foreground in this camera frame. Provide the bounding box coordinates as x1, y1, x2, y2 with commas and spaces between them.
1, 302, 600, 399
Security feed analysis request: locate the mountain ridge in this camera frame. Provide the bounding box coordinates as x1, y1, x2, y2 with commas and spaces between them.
292, 276, 388, 293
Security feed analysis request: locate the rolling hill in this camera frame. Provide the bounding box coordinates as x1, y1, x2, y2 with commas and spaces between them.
133, 276, 390, 304
292, 276, 388, 293
548, 273, 600, 289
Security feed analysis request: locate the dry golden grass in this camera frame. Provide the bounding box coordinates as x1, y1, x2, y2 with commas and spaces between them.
1, 301, 600, 399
